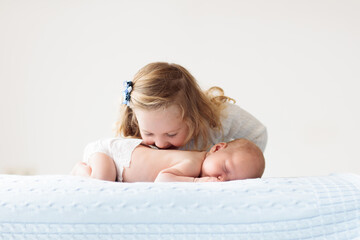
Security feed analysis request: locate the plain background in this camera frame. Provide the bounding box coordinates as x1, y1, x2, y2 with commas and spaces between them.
0, 0, 359, 177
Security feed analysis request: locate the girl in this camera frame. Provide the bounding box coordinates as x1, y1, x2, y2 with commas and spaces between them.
78, 62, 267, 180
116, 62, 267, 152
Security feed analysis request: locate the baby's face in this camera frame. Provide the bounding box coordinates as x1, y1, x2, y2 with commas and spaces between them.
201, 146, 255, 181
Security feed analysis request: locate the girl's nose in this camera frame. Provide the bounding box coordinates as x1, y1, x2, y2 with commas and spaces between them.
155, 139, 170, 149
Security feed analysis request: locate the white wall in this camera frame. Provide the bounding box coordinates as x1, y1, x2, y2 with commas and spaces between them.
0, 0, 359, 177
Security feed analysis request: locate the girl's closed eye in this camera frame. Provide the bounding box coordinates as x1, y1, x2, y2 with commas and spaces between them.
167, 133, 177, 137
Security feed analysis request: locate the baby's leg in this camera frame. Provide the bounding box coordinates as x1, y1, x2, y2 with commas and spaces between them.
87, 152, 117, 181
71, 162, 92, 177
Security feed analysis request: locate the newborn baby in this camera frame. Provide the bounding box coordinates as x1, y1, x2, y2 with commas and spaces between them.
71, 138, 265, 182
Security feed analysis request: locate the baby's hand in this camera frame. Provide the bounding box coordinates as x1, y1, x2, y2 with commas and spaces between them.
194, 177, 221, 182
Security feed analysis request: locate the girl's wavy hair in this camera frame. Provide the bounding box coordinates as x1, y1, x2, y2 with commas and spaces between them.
115, 62, 235, 150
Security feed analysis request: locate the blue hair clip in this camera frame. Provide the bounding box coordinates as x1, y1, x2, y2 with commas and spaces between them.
123, 81, 133, 106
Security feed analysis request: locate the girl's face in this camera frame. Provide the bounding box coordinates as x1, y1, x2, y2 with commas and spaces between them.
133, 105, 190, 149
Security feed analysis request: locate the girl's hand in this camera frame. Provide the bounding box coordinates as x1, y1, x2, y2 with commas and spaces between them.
194, 177, 221, 182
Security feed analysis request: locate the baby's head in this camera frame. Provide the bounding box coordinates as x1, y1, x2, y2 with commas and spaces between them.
201, 139, 265, 181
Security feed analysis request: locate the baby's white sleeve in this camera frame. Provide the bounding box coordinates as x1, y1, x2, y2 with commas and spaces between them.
83, 138, 143, 163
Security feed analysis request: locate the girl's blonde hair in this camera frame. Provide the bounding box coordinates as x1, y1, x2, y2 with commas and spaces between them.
115, 62, 235, 150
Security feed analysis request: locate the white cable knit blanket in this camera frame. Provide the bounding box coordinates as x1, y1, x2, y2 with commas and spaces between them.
0, 174, 359, 240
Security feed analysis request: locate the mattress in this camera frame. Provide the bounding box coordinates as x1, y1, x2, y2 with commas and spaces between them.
0, 173, 359, 240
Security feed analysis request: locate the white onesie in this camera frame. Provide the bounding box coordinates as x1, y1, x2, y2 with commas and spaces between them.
83, 138, 143, 182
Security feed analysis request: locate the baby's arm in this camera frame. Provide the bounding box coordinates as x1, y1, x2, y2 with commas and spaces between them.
155, 161, 219, 182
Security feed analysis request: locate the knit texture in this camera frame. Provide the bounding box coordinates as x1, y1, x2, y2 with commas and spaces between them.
0, 174, 359, 239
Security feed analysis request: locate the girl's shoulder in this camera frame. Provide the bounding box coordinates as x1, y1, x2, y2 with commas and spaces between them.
219, 102, 248, 124
216, 102, 266, 141
221, 102, 262, 124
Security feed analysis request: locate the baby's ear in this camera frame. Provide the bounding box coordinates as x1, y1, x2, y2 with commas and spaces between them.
210, 142, 227, 153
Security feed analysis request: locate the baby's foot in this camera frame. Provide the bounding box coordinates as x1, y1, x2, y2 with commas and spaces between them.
71, 162, 92, 177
